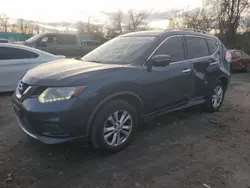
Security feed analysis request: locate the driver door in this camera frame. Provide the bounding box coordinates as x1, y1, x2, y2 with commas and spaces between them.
145, 36, 193, 112
37, 34, 58, 55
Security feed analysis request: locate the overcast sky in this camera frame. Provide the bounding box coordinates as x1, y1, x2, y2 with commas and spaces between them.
1, 0, 201, 23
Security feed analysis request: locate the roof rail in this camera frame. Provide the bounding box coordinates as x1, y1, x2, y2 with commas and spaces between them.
165, 28, 210, 34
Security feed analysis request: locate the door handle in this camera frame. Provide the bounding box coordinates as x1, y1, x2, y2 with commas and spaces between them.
182, 69, 191, 73
210, 62, 218, 66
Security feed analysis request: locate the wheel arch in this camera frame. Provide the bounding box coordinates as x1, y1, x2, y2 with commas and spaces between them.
86, 91, 144, 135
217, 75, 229, 89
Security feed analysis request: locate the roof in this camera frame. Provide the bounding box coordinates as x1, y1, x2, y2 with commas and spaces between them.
121, 30, 164, 37
121, 29, 215, 38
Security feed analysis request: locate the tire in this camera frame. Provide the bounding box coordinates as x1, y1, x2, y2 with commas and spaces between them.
205, 80, 225, 112
90, 99, 138, 153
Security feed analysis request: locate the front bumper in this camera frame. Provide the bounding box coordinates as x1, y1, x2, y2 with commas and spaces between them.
12, 95, 90, 144
16, 117, 86, 144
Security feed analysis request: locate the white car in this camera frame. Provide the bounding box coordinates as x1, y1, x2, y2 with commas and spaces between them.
0, 43, 65, 92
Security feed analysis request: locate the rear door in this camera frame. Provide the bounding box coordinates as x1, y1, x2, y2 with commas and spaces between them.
185, 36, 219, 98
55, 34, 82, 58
0, 47, 39, 91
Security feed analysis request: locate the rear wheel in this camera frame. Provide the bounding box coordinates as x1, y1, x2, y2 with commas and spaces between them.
205, 80, 225, 112
90, 100, 138, 153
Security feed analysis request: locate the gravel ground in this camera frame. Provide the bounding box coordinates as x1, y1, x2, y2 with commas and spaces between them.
1, 73, 250, 188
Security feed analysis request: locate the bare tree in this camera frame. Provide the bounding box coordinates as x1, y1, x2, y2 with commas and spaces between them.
18, 19, 24, 33
78, 17, 104, 36
168, 9, 185, 29
241, 14, 250, 32
110, 9, 124, 34
77, 21, 86, 33
217, 0, 249, 36
125, 9, 148, 32
63, 22, 70, 32
34, 21, 40, 34
11, 24, 16, 32
28, 24, 34, 34
0, 13, 9, 32
24, 23, 28, 34
182, 8, 216, 31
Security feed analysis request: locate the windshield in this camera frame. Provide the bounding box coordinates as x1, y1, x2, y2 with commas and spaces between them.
82, 36, 155, 64
25, 34, 42, 43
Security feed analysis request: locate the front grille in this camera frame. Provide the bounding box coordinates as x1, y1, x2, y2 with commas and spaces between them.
16, 81, 47, 101
17, 81, 30, 95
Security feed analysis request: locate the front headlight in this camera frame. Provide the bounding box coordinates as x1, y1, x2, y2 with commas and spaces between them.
38, 86, 87, 103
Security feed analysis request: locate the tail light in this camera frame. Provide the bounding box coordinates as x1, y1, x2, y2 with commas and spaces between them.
225, 51, 232, 63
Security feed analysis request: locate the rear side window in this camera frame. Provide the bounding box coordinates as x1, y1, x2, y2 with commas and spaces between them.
154, 36, 185, 62
57, 35, 77, 45
207, 39, 218, 54
185, 36, 209, 59
0, 47, 39, 60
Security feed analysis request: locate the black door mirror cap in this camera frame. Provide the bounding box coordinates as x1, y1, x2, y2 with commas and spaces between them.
151, 55, 172, 67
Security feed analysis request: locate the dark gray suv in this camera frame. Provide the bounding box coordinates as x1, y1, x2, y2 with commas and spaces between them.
12, 29, 231, 153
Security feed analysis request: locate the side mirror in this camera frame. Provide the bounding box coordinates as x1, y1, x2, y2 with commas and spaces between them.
150, 55, 171, 67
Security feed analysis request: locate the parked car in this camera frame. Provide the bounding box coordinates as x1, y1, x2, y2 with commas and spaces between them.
12, 29, 230, 153
227, 49, 250, 72
0, 38, 9, 43
15, 33, 108, 58
0, 43, 65, 92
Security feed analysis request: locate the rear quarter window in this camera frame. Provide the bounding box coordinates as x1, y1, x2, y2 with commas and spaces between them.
57, 35, 77, 45
207, 39, 218, 54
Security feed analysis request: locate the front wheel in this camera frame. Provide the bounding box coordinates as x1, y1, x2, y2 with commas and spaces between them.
205, 80, 225, 112
90, 100, 138, 153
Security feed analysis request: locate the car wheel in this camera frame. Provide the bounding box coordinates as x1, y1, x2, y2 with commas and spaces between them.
205, 80, 225, 112
90, 99, 138, 153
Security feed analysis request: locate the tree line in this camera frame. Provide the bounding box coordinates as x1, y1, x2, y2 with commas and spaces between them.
77, 9, 148, 38
105, 0, 250, 50
0, 13, 41, 34
1, 0, 250, 51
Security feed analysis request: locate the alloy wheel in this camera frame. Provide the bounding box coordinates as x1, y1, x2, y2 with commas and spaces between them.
212, 85, 224, 109
103, 110, 133, 147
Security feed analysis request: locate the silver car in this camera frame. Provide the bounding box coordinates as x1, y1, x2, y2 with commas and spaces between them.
0, 43, 65, 92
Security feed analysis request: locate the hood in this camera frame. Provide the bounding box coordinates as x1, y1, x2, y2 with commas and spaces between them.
22, 59, 123, 86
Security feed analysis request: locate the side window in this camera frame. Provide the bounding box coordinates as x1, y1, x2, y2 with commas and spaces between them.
56, 35, 77, 45
207, 39, 218, 54
41, 35, 57, 44
186, 36, 209, 59
0, 47, 39, 60
154, 37, 185, 62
